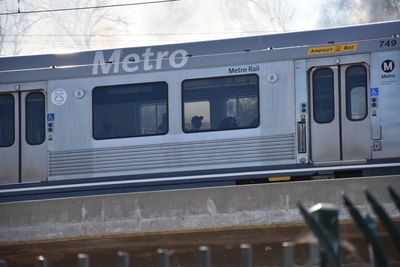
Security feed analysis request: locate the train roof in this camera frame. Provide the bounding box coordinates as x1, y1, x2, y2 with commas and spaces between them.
0, 20, 399, 84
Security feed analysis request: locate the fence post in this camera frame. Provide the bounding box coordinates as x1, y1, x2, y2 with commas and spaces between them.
35, 256, 48, 267
282, 242, 295, 267
298, 203, 340, 267
0, 259, 7, 267
199, 245, 211, 267
309, 241, 320, 267
78, 253, 90, 267
309, 203, 340, 267
343, 195, 388, 267
240, 243, 252, 267
157, 249, 170, 267
388, 186, 400, 212
117, 251, 130, 267
366, 190, 400, 253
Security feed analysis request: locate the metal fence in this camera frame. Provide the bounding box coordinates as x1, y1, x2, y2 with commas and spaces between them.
1, 186, 399, 267
296, 186, 400, 267
0, 245, 252, 267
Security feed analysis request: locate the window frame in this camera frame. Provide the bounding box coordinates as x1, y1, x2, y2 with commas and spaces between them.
92, 81, 169, 140
181, 74, 260, 133
0, 93, 15, 147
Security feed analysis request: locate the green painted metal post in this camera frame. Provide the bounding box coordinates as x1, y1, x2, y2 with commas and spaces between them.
389, 186, 400, 212
282, 242, 295, 267
298, 203, 340, 267
117, 251, 130, 267
157, 249, 170, 267
308, 203, 340, 267
35, 256, 48, 267
240, 243, 253, 267
343, 195, 388, 267
309, 241, 320, 267
199, 246, 212, 267
78, 254, 90, 267
366, 190, 400, 253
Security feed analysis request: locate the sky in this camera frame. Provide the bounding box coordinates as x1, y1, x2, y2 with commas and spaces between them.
0, 0, 399, 56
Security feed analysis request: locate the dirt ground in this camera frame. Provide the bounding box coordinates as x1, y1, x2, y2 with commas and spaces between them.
1, 221, 400, 267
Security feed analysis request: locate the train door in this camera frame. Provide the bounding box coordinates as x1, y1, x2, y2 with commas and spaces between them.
308, 55, 371, 164
0, 82, 47, 184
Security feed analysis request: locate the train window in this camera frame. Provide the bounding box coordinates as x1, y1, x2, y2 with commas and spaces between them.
26, 92, 45, 145
0, 94, 15, 147
312, 68, 335, 124
93, 82, 168, 139
182, 74, 259, 133
346, 65, 367, 121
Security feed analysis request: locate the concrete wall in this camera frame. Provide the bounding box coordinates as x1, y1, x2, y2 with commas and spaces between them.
0, 176, 399, 243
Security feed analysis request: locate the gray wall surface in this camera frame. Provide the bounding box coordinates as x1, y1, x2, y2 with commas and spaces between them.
0, 176, 399, 243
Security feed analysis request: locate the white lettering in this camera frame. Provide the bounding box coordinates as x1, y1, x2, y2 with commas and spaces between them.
156, 51, 169, 70
142, 48, 155, 71
92, 49, 122, 75
169, 49, 189, 68
383, 61, 394, 72
92, 48, 189, 75
121, 53, 140, 72
381, 74, 395, 79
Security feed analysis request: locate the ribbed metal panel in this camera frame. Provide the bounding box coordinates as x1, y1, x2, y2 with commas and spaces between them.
49, 134, 295, 177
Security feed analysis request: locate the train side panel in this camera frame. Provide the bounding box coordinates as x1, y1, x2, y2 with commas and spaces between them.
370, 50, 400, 159
46, 61, 297, 181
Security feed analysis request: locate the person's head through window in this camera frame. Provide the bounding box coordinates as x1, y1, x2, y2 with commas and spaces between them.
191, 115, 203, 131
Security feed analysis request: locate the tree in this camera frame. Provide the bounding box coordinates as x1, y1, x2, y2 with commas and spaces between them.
319, 0, 400, 27
222, 0, 297, 34
0, 0, 129, 55
0, 1, 47, 55
368, 0, 400, 21
42, 0, 129, 51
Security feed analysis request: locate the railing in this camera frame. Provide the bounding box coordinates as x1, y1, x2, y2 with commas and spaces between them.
295, 186, 400, 267
0, 245, 253, 267
1, 186, 398, 267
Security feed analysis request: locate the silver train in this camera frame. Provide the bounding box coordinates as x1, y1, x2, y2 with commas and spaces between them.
1, 21, 400, 187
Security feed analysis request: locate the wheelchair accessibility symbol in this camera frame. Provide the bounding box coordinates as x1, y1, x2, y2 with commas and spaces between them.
370, 88, 379, 97
47, 113, 55, 122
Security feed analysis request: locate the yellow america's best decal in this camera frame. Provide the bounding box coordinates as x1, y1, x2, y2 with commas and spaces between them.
307, 43, 358, 55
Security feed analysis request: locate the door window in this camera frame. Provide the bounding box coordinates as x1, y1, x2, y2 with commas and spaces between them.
312, 68, 335, 124
346, 66, 367, 121
26, 92, 45, 145
0, 94, 15, 147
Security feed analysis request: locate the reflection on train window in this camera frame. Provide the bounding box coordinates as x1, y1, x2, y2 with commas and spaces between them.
226, 97, 258, 129
312, 68, 334, 124
182, 74, 259, 133
184, 101, 210, 131
26, 92, 45, 145
93, 82, 168, 139
140, 103, 167, 135
0, 94, 15, 147
346, 65, 367, 121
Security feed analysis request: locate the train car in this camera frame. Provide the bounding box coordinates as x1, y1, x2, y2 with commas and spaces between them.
0, 21, 399, 190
